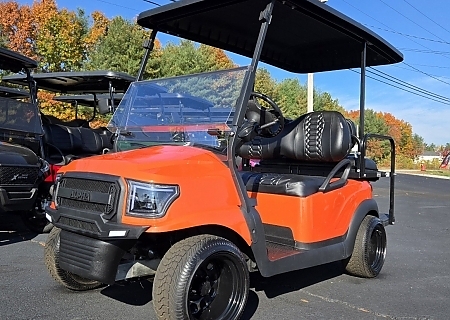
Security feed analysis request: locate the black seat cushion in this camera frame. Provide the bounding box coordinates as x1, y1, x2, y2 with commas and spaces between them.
240, 171, 325, 197
238, 111, 352, 162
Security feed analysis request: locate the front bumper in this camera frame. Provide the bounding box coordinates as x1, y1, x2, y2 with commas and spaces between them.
46, 205, 149, 240
59, 229, 136, 284
0, 186, 37, 212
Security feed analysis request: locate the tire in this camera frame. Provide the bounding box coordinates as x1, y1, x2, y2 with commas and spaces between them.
44, 227, 103, 291
152, 235, 250, 320
345, 215, 387, 278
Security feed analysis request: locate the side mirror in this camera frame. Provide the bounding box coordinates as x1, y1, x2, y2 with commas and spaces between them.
97, 98, 111, 115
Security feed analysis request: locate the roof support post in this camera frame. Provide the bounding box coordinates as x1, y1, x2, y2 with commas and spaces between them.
359, 41, 366, 141
358, 41, 367, 177
227, 0, 276, 243
25, 68, 37, 105
136, 29, 158, 81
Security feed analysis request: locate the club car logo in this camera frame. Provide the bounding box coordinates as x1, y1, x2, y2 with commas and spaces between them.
69, 190, 91, 201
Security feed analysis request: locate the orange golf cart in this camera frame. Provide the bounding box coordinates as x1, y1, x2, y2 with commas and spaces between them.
44, 0, 402, 319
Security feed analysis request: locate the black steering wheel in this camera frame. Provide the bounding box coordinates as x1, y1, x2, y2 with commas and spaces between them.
246, 92, 285, 137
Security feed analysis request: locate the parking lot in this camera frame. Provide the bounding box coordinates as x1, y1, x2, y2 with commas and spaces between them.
1, 173, 449, 320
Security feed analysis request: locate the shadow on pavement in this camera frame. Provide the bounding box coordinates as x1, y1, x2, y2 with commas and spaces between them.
99, 261, 343, 319
101, 278, 153, 306
250, 261, 344, 298
0, 212, 37, 246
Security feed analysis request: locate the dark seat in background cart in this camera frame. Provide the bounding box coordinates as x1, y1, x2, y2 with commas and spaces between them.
238, 111, 356, 197
43, 122, 113, 165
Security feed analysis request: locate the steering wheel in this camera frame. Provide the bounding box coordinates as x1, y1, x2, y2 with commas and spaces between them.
246, 92, 285, 137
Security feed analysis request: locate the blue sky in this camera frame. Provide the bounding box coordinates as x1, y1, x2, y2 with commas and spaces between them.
18, 0, 450, 145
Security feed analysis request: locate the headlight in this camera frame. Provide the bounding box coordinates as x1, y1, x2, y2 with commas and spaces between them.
126, 180, 179, 218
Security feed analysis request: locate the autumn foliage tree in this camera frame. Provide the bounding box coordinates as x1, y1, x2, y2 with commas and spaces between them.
36, 9, 88, 72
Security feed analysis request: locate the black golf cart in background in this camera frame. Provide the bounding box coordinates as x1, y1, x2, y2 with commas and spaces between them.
1, 69, 134, 232
0, 48, 50, 231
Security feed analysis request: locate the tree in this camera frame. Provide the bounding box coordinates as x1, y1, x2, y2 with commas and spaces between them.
84, 11, 109, 52
314, 91, 345, 113
198, 44, 235, 71
159, 40, 203, 77
0, 1, 34, 57
0, 0, 58, 58
254, 68, 276, 97
85, 17, 161, 78
36, 9, 88, 72
274, 78, 307, 119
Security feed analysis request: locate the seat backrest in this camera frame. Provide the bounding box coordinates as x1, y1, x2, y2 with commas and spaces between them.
43, 123, 108, 156
237, 111, 353, 162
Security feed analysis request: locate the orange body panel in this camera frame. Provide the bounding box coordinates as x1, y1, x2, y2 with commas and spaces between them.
59, 146, 252, 245
249, 180, 372, 243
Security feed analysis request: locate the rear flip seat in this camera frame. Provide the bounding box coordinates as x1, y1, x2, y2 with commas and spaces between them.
43, 123, 112, 164
237, 111, 353, 197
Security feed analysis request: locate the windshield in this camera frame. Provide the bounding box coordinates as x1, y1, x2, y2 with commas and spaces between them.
108, 66, 248, 153
0, 96, 43, 135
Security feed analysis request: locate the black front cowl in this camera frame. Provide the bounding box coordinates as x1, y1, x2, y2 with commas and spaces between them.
0, 142, 42, 212
59, 230, 136, 284
0, 141, 39, 166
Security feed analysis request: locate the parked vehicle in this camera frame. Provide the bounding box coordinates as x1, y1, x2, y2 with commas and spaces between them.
0, 85, 29, 99
0, 48, 51, 232
2, 70, 134, 232
44, 0, 402, 319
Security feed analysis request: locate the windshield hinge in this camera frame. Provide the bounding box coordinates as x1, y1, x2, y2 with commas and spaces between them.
259, 4, 273, 23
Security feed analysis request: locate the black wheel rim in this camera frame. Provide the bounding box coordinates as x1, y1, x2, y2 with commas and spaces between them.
368, 225, 386, 272
187, 252, 246, 320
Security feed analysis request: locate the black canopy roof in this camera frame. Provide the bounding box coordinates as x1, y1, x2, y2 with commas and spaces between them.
3, 71, 135, 94
53, 93, 124, 107
137, 0, 403, 73
0, 48, 38, 72
0, 85, 29, 99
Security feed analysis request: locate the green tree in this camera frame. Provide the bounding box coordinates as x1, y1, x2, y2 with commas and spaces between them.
159, 40, 203, 77
85, 17, 161, 78
36, 9, 87, 72
314, 91, 345, 113
254, 68, 276, 97
274, 78, 307, 119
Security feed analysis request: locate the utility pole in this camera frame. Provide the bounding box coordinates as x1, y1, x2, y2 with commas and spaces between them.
308, 0, 328, 113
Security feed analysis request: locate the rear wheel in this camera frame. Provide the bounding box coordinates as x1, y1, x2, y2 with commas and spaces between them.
152, 235, 249, 320
345, 215, 387, 278
44, 227, 102, 291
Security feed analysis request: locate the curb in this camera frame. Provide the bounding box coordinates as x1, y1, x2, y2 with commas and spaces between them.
396, 170, 450, 180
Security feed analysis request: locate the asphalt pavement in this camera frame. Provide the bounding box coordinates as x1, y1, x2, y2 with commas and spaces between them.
1, 173, 449, 320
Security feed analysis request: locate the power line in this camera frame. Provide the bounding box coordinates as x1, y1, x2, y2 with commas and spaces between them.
338, 0, 450, 63
391, 64, 450, 80
377, 0, 447, 42
92, 0, 140, 12
349, 69, 450, 106
398, 48, 450, 55
143, 0, 161, 6
408, 63, 450, 70
401, 62, 450, 86
365, 25, 450, 45
368, 67, 450, 102
400, 0, 450, 36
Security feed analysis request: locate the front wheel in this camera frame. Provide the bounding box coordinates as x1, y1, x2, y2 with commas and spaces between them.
44, 227, 103, 291
152, 235, 250, 320
345, 215, 387, 278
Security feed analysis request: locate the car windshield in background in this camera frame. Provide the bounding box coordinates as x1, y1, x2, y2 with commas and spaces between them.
0, 96, 43, 135
108, 66, 248, 151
